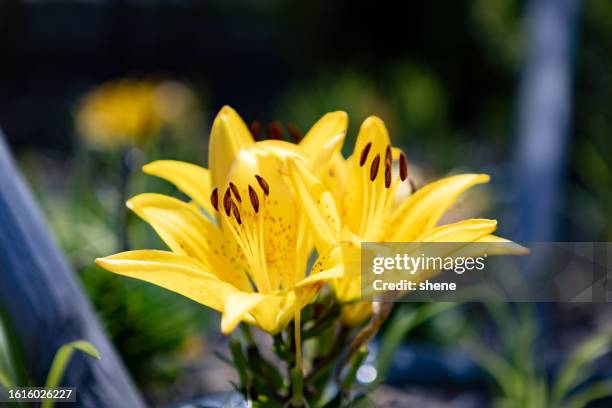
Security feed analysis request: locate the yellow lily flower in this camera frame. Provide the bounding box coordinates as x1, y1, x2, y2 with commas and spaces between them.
76, 79, 161, 149
96, 106, 348, 334
288, 116, 528, 325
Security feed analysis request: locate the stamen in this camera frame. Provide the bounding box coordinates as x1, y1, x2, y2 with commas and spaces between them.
231, 202, 242, 225
229, 182, 242, 203
223, 188, 232, 216
399, 153, 408, 181
370, 154, 380, 181
385, 145, 392, 166
255, 174, 270, 196
288, 123, 301, 143
248, 185, 260, 213
385, 162, 391, 188
360, 142, 372, 167
250, 120, 262, 140
267, 121, 284, 140
210, 188, 219, 211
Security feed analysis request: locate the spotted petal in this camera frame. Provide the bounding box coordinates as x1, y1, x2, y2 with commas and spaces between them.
96, 250, 237, 313
127, 193, 251, 291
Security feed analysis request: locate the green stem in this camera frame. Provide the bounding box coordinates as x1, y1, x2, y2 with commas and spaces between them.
290, 366, 304, 407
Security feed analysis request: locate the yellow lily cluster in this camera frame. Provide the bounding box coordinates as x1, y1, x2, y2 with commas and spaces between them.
96, 106, 526, 334
97, 106, 347, 334
287, 117, 528, 325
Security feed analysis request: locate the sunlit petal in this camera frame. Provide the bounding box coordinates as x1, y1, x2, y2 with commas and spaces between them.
142, 160, 215, 214
209, 105, 254, 190
385, 174, 491, 241
127, 193, 252, 291
288, 157, 341, 253
95, 250, 237, 313
299, 111, 348, 176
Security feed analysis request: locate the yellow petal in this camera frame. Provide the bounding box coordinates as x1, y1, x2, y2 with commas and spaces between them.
142, 160, 215, 214
385, 174, 490, 242
95, 250, 237, 312
224, 147, 303, 291
474, 235, 530, 255
127, 193, 252, 291
300, 111, 348, 153
419, 218, 498, 242
221, 292, 266, 334
342, 116, 392, 235
209, 106, 254, 190
322, 152, 350, 203
288, 157, 341, 253
299, 111, 348, 176
341, 302, 372, 326
256, 139, 303, 161
297, 246, 345, 287
353, 116, 392, 160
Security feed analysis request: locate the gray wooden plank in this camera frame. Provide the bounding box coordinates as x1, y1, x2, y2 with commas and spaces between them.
0, 130, 145, 407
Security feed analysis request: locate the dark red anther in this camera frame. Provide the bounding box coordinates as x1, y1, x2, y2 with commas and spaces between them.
255, 174, 270, 196
399, 153, 408, 181
267, 121, 284, 140
370, 154, 380, 181
250, 120, 262, 140
287, 123, 301, 143
223, 188, 232, 216
210, 188, 219, 211
359, 142, 372, 167
385, 162, 391, 188
248, 185, 260, 213
231, 202, 242, 225
229, 182, 242, 203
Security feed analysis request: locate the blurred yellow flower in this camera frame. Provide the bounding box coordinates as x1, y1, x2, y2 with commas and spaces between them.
76, 79, 161, 149
288, 116, 528, 325
96, 106, 348, 334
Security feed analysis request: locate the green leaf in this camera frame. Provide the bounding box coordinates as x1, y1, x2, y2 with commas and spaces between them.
463, 337, 522, 400
551, 329, 612, 406
0, 369, 14, 390
0, 315, 18, 390
376, 302, 457, 380
563, 379, 612, 408
229, 339, 249, 392
42, 340, 100, 408
341, 347, 368, 391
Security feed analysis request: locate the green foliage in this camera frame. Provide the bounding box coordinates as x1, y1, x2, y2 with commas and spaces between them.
219, 297, 381, 408
466, 304, 612, 408
376, 302, 458, 381
20, 141, 211, 388
0, 318, 99, 408
41, 340, 100, 408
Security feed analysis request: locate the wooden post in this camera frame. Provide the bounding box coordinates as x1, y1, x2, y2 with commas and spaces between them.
0, 131, 144, 407
514, 0, 581, 242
